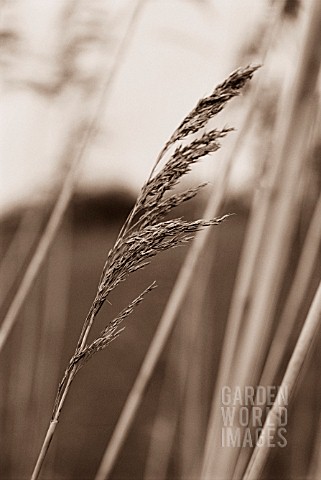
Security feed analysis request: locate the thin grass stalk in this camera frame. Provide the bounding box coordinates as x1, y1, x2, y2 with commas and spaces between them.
232, 1, 321, 473
200, 150, 276, 479
197, 8, 288, 477
178, 256, 215, 479
201, 1, 321, 477
143, 325, 184, 480
0, 88, 78, 310
3, 211, 43, 475
0, 87, 84, 312
0, 0, 145, 357
232, 102, 318, 390
143, 387, 178, 480
287, 351, 316, 478
0, 210, 43, 309
242, 280, 321, 480
0, 121, 85, 355
235, 176, 321, 480
94, 75, 260, 480
259, 188, 321, 388
143, 231, 212, 478
307, 416, 321, 479
232, 96, 317, 480
143, 251, 212, 479
33, 219, 72, 475
6, 270, 43, 476
231, 0, 321, 383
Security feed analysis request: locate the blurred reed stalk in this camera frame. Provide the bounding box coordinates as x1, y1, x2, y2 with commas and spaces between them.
259, 187, 321, 388
5, 221, 72, 478
235, 102, 319, 480
0, 116, 89, 354
5, 262, 43, 477
258, 92, 321, 390
0, 209, 43, 475
177, 253, 216, 479
0, 78, 95, 315
200, 1, 321, 478
243, 279, 321, 480
143, 321, 185, 480
143, 251, 213, 480
31, 219, 72, 476
0, 210, 44, 310
308, 416, 321, 479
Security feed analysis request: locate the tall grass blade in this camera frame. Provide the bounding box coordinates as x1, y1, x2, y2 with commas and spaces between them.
260, 188, 321, 388
243, 280, 321, 480
143, 326, 184, 480
201, 1, 321, 477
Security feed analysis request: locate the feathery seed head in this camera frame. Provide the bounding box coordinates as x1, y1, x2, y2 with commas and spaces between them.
61, 65, 258, 380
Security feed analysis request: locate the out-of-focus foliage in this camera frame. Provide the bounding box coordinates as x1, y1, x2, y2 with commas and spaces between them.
0, 0, 112, 94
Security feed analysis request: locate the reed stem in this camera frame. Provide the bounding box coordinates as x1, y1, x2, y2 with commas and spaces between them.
243, 280, 321, 480
30, 421, 58, 480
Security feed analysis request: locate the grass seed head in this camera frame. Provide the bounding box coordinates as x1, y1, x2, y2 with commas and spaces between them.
67, 66, 258, 372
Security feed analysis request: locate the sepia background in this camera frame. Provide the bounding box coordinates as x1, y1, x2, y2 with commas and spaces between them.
1, 0, 321, 479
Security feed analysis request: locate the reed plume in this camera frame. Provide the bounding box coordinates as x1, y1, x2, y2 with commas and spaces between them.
31, 64, 258, 480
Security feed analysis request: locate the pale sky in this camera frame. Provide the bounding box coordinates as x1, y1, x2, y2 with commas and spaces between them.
1, 0, 266, 216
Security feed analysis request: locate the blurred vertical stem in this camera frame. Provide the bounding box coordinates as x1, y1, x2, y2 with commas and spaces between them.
0, 210, 44, 310
232, 0, 321, 388
259, 188, 321, 388
143, 253, 214, 480
143, 324, 185, 480
29, 2, 146, 479
32, 218, 72, 473
6, 260, 43, 476
201, 0, 321, 478
234, 94, 318, 480
178, 250, 218, 479
308, 416, 321, 478
242, 280, 321, 480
